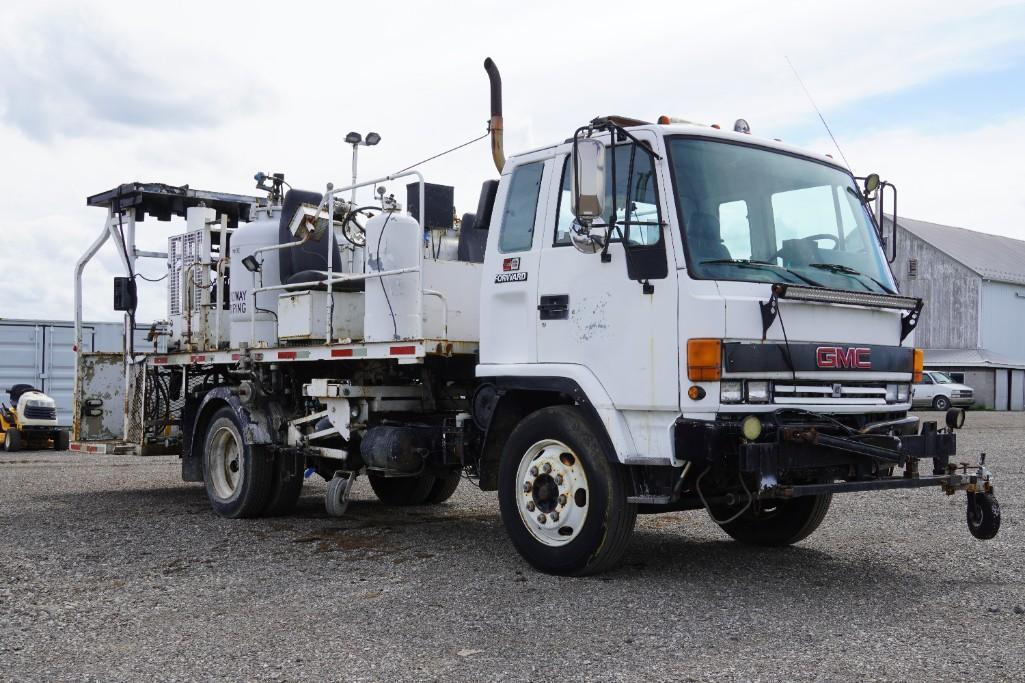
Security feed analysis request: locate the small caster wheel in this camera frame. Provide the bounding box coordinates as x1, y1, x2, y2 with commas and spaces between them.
967, 492, 1001, 540
326, 471, 356, 517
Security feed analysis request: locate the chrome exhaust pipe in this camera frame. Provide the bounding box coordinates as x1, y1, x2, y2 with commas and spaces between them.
484, 57, 504, 173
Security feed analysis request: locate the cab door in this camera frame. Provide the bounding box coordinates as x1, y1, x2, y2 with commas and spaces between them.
479, 153, 555, 365
535, 132, 680, 454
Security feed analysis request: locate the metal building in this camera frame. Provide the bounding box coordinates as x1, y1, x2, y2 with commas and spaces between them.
0, 319, 146, 425
893, 217, 1025, 410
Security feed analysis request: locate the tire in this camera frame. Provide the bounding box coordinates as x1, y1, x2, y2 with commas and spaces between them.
498, 405, 636, 576
713, 494, 832, 547
4, 429, 22, 452
424, 472, 461, 504
53, 431, 70, 452
202, 407, 273, 518
262, 449, 304, 517
932, 395, 951, 411
368, 473, 437, 506
967, 492, 1001, 540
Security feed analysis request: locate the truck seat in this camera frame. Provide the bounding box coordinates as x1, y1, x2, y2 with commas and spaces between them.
688, 212, 731, 262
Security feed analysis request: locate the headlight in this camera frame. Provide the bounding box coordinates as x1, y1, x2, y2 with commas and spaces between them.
886, 384, 910, 403
720, 380, 743, 403
27, 399, 47, 408
746, 381, 771, 403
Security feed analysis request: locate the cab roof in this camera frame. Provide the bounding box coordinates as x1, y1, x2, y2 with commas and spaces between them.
508, 119, 849, 174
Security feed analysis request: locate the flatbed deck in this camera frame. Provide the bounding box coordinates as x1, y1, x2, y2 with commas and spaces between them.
145, 339, 479, 367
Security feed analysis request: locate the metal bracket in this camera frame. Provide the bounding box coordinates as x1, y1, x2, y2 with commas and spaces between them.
759, 293, 779, 341
900, 299, 924, 342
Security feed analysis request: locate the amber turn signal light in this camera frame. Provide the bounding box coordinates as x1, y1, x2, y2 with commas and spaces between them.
687, 339, 722, 382
913, 348, 924, 383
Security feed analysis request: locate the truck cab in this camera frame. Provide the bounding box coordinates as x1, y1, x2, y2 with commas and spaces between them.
473, 115, 997, 574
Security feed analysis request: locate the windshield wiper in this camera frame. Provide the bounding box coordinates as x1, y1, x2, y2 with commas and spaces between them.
808, 263, 896, 294
701, 259, 824, 287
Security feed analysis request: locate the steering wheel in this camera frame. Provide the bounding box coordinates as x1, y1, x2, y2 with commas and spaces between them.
774, 233, 839, 259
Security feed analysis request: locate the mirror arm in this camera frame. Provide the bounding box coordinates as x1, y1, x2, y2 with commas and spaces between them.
590, 118, 663, 161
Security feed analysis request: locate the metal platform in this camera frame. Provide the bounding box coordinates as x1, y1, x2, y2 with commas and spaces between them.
146, 339, 480, 367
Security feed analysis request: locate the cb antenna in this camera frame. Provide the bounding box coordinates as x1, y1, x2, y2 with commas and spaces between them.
785, 55, 853, 171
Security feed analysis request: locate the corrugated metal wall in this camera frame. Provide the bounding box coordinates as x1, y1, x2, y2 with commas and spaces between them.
0, 319, 146, 426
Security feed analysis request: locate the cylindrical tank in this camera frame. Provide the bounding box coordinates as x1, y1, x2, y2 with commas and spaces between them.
364, 208, 421, 342
230, 206, 282, 347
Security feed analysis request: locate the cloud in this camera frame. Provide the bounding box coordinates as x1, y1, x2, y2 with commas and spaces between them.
0, 0, 1023, 324
0, 7, 258, 141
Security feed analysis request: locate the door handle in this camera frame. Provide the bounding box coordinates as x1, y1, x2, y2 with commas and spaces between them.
538, 295, 569, 320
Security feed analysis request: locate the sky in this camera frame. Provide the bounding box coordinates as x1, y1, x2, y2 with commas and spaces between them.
0, 0, 1023, 322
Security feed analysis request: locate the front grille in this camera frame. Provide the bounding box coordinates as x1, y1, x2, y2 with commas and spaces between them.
953, 390, 973, 398
773, 382, 888, 405
23, 405, 57, 420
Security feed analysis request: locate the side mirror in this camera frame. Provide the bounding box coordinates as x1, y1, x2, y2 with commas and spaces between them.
571, 138, 605, 224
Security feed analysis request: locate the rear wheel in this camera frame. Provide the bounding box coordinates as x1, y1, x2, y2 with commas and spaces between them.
712, 494, 832, 546
368, 473, 437, 506
202, 407, 272, 518
932, 395, 951, 411
498, 405, 636, 576
4, 429, 21, 452
52, 431, 70, 452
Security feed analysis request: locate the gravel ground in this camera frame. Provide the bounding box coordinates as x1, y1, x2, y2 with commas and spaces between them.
1, 411, 1022, 682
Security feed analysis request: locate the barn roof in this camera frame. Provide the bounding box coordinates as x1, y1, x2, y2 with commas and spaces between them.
924, 348, 1025, 370
894, 216, 1025, 286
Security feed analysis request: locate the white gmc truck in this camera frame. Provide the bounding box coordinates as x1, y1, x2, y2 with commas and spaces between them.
71, 59, 1000, 575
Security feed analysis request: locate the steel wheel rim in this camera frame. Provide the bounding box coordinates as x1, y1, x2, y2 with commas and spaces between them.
209, 426, 243, 500
515, 439, 589, 547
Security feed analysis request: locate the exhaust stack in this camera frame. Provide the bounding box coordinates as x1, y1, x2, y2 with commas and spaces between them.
484, 57, 504, 173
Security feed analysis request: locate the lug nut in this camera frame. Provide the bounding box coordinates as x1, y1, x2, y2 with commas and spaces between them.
558, 494, 567, 506
523, 482, 532, 493
542, 463, 552, 474
551, 511, 560, 522
555, 474, 564, 485
529, 466, 538, 477
526, 501, 536, 512
537, 513, 547, 523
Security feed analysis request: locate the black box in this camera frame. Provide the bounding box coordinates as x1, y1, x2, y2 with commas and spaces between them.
113, 276, 137, 312
406, 182, 454, 230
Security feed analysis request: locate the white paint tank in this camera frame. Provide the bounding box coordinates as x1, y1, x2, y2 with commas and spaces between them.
229, 206, 281, 347
364, 209, 421, 342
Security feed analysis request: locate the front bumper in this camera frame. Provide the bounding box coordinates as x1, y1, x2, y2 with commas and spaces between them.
674, 411, 971, 498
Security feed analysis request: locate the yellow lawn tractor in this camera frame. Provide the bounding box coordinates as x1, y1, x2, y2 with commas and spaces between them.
1, 384, 69, 452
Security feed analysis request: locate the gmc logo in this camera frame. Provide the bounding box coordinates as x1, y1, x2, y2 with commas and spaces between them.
816, 346, 871, 369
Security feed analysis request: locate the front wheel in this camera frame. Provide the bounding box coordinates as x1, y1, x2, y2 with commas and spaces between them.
498, 405, 636, 576
932, 395, 951, 411
202, 407, 272, 518
712, 494, 832, 547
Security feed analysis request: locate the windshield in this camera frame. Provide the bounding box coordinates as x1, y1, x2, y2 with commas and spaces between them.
667, 137, 897, 293
932, 372, 954, 384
